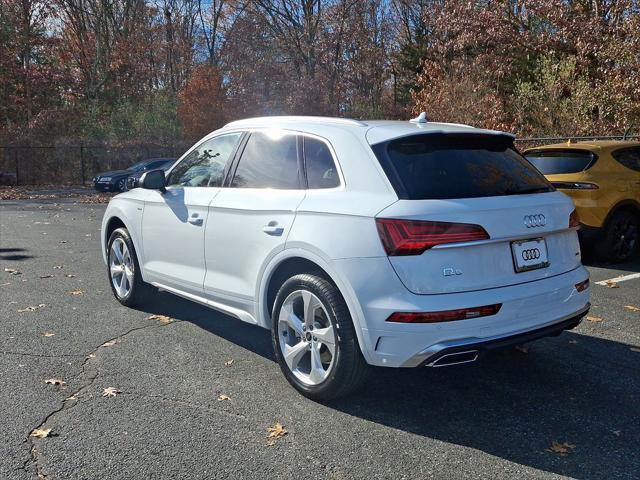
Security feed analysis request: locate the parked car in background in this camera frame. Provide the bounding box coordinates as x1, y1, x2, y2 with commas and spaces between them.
100, 115, 590, 400
93, 158, 176, 192
524, 140, 640, 262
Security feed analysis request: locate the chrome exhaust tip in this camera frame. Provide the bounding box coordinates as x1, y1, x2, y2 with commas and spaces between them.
427, 350, 479, 367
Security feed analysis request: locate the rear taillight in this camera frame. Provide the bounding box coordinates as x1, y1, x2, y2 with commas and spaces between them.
387, 304, 502, 323
552, 181, 599, 190
376, 218, 489, 256
569, 209, 580, 228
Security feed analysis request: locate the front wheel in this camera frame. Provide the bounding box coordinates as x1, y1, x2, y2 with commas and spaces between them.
271, 273, 369, 401
116, 177, 128, 192
107, 227, 156, 306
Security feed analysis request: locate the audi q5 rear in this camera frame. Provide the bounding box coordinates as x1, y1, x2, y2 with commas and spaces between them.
101, 113, 590, 400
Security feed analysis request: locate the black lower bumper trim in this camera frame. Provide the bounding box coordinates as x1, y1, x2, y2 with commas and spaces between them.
422, 306, 590, 367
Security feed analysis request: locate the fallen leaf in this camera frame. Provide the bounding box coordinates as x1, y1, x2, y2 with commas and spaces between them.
605, 281, 619, 288
586, 316, 603, 322
88, 353, 96, 358
146, 314, 173, 324
42, 332, 56, 337
514, 345, 529, 353
30, 428, 51, 439
612, 430, 621, 437
18, 304, 46, 313
217, 394, 231, 401
546, 441, 576, 456
65, 274, 76, 278
60, 240, 67, 244
44, 378, 66, 386
4, 267, 21, 275
39, 275, 53, 279
1, 282, 11, 286
266, 440, 276, 447
69, 289, 84, 296
224, 359, 234, 367
102, 387, 121, 397
53, 265, 63, 269
101, 340, 117, 347
624, 305, 640, 312
266, 422, 288, 439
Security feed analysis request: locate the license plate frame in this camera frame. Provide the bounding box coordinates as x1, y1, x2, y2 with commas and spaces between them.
511, 238, 549, 273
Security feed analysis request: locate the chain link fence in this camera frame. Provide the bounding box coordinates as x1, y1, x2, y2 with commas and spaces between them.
0, 136, 638, 186
0, 143, 190, 186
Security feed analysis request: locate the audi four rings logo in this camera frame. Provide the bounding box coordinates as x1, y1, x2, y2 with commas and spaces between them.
521, 248, 541, 261
524, 214, 546, 228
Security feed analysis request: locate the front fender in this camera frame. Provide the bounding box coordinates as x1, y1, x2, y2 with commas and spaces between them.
100, 197, 145, 270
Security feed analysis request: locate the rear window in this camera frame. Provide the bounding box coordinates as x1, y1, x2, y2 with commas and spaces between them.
372, 134, 553, 200
612, 147, 640, 172
525, 150, 594, 174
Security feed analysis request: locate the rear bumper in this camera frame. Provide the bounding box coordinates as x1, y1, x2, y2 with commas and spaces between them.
414, 303, 589, 367
332, 257, 590, 367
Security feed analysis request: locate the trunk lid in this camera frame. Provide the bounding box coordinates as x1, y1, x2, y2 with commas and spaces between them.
377, 192, 581, 295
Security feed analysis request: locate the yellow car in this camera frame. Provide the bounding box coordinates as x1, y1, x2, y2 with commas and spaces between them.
524, 140, 640, 262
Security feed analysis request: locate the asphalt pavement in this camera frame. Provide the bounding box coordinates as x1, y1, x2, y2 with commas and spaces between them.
1, 199, 639, 480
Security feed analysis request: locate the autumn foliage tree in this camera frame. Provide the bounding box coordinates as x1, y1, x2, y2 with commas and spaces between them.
177, 64, 228, 141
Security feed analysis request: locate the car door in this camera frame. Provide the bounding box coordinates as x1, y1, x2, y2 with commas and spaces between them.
203, 130, 306, 315
141, 132, 243, 297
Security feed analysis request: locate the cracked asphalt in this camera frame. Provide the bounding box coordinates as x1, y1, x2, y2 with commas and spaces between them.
1, 199, 639, 480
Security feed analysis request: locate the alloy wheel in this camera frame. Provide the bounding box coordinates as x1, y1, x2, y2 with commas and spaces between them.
109, 237, 134, 298
611, 216, 638, 260
277, 290, 336, 386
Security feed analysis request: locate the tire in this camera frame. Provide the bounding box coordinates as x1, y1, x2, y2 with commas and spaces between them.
116, 177, 128, 192
271, 273, 369, 401
595, 210, 639, 263
107, 227, 156, 307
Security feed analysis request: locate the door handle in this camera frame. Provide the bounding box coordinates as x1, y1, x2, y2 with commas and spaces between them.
188, 214, 203, 226
263, 222, 284, 236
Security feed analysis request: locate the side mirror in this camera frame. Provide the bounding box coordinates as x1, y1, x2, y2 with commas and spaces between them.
140, 169, 166, 193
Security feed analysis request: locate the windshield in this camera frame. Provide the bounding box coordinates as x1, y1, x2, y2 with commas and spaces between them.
372, 134, 553, 200
127, 161, 147, 172
525, 150, 594, 174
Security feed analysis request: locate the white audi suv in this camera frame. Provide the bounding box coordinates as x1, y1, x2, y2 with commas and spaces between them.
101, 115, 590, 400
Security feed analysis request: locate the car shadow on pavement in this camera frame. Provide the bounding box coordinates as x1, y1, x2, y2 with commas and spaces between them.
138, 291, 639, 480
580, 250, 640, 273
0, 247, 33, 261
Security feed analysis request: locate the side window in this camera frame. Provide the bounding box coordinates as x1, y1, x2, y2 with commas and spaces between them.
612, 147, 640, 172
304, 137, 340, 188
231, 131, 300, 189
167, 133, 242, 187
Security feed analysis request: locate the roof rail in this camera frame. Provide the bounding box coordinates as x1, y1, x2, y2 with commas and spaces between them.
224, 116, 367, 128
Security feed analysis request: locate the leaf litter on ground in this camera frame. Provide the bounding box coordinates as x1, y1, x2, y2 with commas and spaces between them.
18, 304, 46, 313
30, 428, 52, 439
146, 314, 173, 324
102, 387, 122, 397
44, 378, 66, 386
546, 441, 576, 456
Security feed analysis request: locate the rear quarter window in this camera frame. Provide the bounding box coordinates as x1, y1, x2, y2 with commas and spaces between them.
525, 150, 595, 174
372, 134, 553, 200
612, 147, 640, 172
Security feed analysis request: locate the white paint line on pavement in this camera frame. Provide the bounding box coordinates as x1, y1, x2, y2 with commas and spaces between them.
595, 272, 640, 286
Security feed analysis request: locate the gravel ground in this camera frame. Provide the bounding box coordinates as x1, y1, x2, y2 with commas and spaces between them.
1, 199, 639, 480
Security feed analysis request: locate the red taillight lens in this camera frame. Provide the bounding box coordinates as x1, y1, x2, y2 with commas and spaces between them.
376, 218, 489, 256
387, 304, 502, 323
575, 278, 589, 292
569, 209, 580, 228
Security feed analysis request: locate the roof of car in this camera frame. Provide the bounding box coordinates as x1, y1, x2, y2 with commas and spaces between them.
523, 139, 640, 153
222, 116, 514, 144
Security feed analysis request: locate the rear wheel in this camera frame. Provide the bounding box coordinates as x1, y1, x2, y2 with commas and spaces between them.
271, 274, 369, 401
596, 210, 639, 263
107, 227, 156, 306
